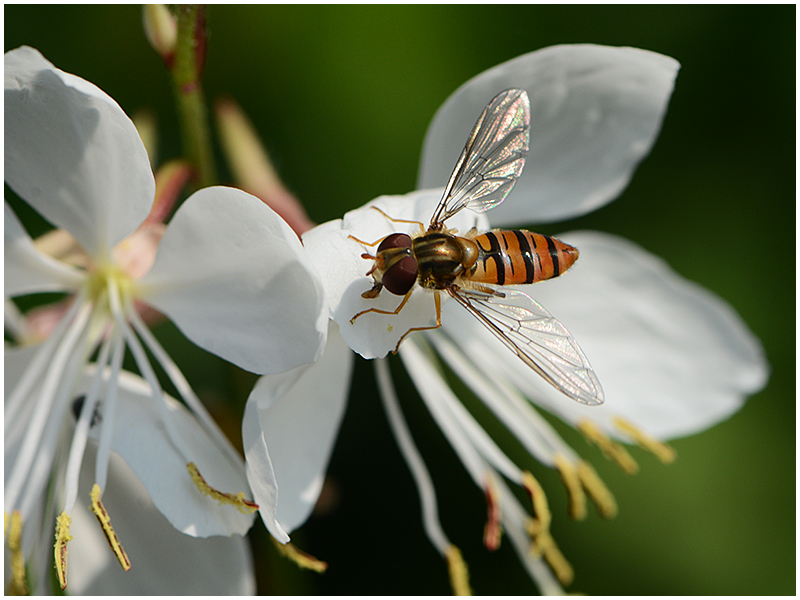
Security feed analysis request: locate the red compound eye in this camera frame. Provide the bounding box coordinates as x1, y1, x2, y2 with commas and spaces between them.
383, 255, 418, 295
377, 233, 417, 295
377, 233, 413, 252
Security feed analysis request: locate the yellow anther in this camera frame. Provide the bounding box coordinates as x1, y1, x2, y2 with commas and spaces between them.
483, 474, 503, 551
521, 471, 551, 529
537, 530, 575, 586
577, 420, 639, 475
271, 538, 328, 573
187, 462, 259, 514
90, 484, 131, 571
7, 510, 28, 595
521, 472, 574, 586
521, 471, 552, 554
553, 455, 587, 521
54, 511, 73, 590
613, 417, 677, 464
524, 517, 544, 557
445, 544, 472, 596
577, 461, 618, 519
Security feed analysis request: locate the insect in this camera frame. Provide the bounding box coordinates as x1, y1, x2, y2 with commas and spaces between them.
349, 88, 603, 405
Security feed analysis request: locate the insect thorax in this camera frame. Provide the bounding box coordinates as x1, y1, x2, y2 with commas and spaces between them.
413, 232, 477, 289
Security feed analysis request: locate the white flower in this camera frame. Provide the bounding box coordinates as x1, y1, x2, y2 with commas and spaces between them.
5, 351, 257, 594
246, 45, 769, 593
4, 46, 327, 592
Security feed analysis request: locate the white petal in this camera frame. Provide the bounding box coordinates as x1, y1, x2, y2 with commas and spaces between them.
83, 368, 256, 537
245, 322, 352, 534
242, 400, 289, 543
418, 45, 679, 225
5, 202, 84, 296
302, 189, 487, 358
4, 345, 41, 471
445, 231, 768, 440
69, 448, 255, 595
139, 186, 327, 375
4, 46, 154, 258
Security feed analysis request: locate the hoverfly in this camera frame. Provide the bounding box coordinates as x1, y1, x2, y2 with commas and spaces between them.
350, 88, 603, 405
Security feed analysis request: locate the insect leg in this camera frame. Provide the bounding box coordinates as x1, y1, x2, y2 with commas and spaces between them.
347, 206, 427, 246
391, 291, 443, 353
369, 206, 426, 234
348, 234, 387, 247
350, 288, 415, 324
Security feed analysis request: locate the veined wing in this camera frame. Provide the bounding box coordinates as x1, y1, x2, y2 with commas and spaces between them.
446, 287, 604, 406
430, 89, 530, 228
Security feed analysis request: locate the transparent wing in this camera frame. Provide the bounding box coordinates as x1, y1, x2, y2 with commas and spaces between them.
430, 89, 530, 228
446, 287, 604, 405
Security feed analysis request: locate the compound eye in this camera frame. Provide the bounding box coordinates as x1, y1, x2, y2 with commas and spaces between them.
378, 233, 413, 252
383, 255, 418, 295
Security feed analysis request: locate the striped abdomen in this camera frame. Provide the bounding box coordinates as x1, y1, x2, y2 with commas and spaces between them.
468, 230, 578, 285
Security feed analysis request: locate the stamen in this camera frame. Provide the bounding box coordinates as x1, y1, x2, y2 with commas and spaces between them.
613, 417, 677, 464
94, 331, 125, 492
445, 544, 472, 596
4, 292, 86, 437
128, 310, 246, 471
577, 461, 618, 519
377, 357, 473, 597
553, 455, 587, 521
536, 531, 574, 587
428, 333, 560, 465
5, 300, 93, 514
7, 510, 28, 595
54, 511, 72, 590
577, 420, 639, 474
483, 475, 503, 551
271, 538, 328, 573
187, 463, 259, 514
521, 471, 551, 555
64, 333, 115, 515
90, 485, 131, 571
109, 284, 196, 472
520, 475, 575, 587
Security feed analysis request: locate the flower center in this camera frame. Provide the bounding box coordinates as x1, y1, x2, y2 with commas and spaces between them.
84, 263, 137, 315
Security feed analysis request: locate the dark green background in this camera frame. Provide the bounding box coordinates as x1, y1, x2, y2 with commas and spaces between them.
5, 5, 794, 595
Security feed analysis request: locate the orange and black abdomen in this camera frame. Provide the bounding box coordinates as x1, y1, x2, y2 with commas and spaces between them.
469, 230, 579, 285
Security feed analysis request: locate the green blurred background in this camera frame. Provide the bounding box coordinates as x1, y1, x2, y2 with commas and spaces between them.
5, 5, 794, 595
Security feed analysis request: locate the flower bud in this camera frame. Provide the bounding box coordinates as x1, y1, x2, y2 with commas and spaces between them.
142, 4, 177, 67
215, 96, 314, 235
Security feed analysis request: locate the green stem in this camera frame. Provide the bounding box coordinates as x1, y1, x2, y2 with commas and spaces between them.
172, 5, 216, 188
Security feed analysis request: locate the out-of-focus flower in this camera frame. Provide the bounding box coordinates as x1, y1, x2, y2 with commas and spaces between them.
246, 44, 769, 594
142, 4, 177, 67
4, 46, 327, 592
215, 95, 315, 236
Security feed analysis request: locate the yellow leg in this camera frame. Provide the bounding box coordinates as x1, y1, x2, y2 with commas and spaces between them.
348, 207, 426, 248
350, 289, 415, 324
348, 234, 386, 247
369, 206, 426, 234
351, 288, 443, 351
392, 292, 442, 353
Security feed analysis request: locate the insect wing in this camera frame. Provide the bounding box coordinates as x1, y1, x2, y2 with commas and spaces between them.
447, 287, 604, 405
430, 89, 531, 227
